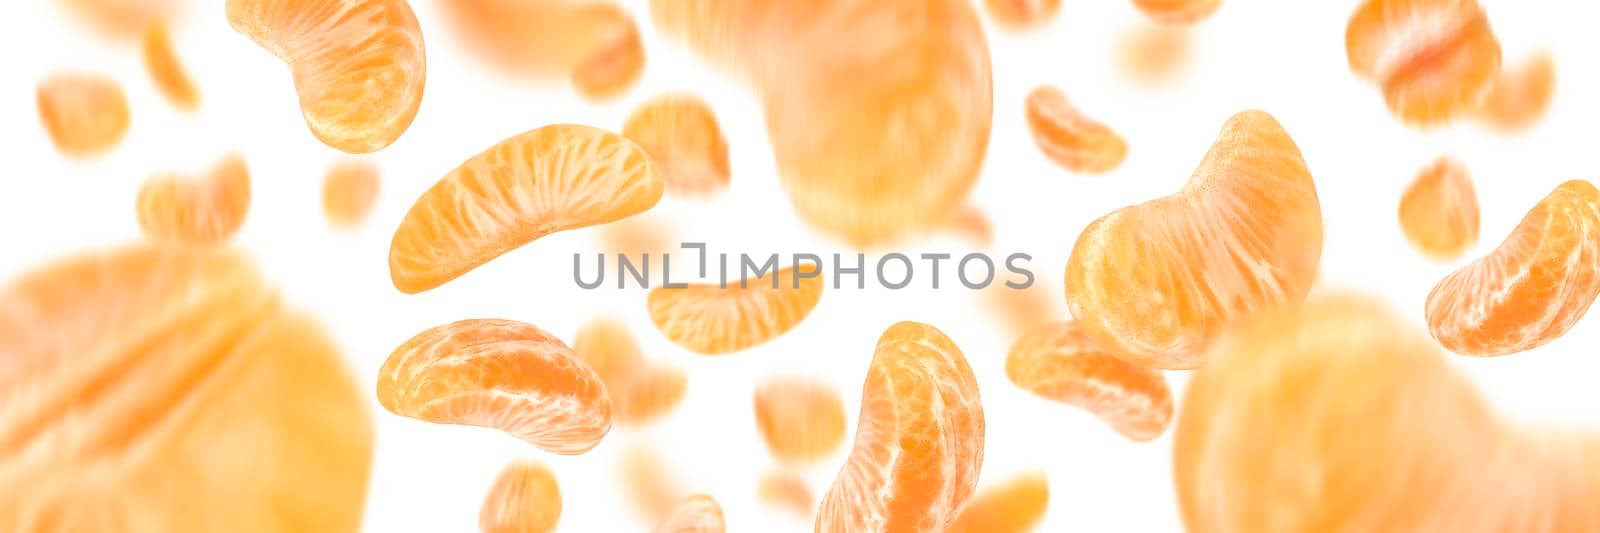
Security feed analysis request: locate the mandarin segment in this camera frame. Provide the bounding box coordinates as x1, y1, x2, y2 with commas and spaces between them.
136, 154, 252, 245
617, 365, 688, 425
480, 460, 562, 533
816, 322, 984, 532
1476, 52, 1556, 133
322, 159, 381, 229
621, 444, 687, 522
36, 73, 129, 159
375, 319, 612, 454
1131, 0, 1221, 24
1117, 23, 1191, 86
572, 317, 686, 425
623, 94, 731, 197
1025, 86, 1127, 175
941, 205, 994, 248
142, 22, 200, 112
752, 377, 848, 465
983, 0, 1061, 31
1425, 180, 1600, 356
946, 471, 1050, 533
1345, 0, 1502, 127
1065, 110, 1322, 369
573, 16, 646, 101
648, 265, 824, 355
438, 0, 639, 86
758, 471, 815, 519
653, 494, 726, 533
58, 0, 181, 40
985, 281, 1066, 338
1006, 321, 1173, 441
389, 124, 662, 294
1398, 157, 1480, 260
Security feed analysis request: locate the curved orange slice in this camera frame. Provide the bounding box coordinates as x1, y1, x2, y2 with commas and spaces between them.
647, 265, 823, 355
572, 15, 645, 101
389, 124, 662, 294
758, 470, 815, 519
58, 0, 181, 40
621, 443, 687, 523
946, 471, 1050, 533
1345, 0, 1502, 127
752, 377, 848, 465
439, 0, 641, 96
984, 0, 1061, 31
1425, 180, 1600, 356
137, 154, 251, 245
985, 281, 1066, 338
1025, 86, 1128, 175
1131, 0, 1220, 24
816, 322, 984, 532
572, 317, 686, 426
480, 460, 562, 533
1398, 157, 1479, 260
1006, 321, 1173, 441
36, 73, 129, 159
653, 494, 725, 533
623, 94, 731, 197
142, 22, 200, 112
1117, 23, 1192, 86
599, 213, 679, 258
322, 159, 381, 229
376, 318, 612, 454
1065, 110, 1323, 369
227, 0, 425, 153
1476, 51, 1556, 133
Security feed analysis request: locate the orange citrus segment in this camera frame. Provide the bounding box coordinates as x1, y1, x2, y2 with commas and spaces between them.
647, 265, 824, 355
621, 444, 687, 523
1025, 86, 1128, 175
375, 319, 612, 454
816, 322, 984, 532
480, 460, 562, 533
573, 14, 645, 101
141, 22, 200, 112
752, 377, 848, 465
1006, 321, 1173, 441
941, 205, 994, 248
622, 94, 731, 197
653, 494, 726, 533
984, 281, 1066, 338
983, 0, 1061, 30
1131, 0, 1221, 24
1476, 51, 1556, 133
1398, 157, 1480, 260
572, 317, 685, 426
438, 0, 641, 94
758, 471, 815, 519
1065, 110, 1323, 369
1425, 180, 1600, 356
389, 124, 663, 294
36, 73, 129, 159
1345, 0, 1502, 127
599, 213, 679, 258
58, 0, 181, 40
136, 154, 251, 245
322, 159, 381, 229
1117, 23, 1191, 86
946, 471, 1050, 533
226, 0, 425, 153
617, 365, 688, 425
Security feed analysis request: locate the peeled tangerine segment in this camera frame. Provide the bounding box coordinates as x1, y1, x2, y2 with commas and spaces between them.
759, 471, 815, 518
36, 73, 129, 158
143, 22, 200, 111
0, 245, 372, 532
1398, 157, 1479, 260
137, 154, 252, 245
983, 0, 1061, 31
1025, 86, 1127, 175
59, 0, 181, 40
1131, 0, 1221, 25
322, 159, 381, 229
653, 495, 726, 533
1477, 52, 1556, 133
623, 94, 731, 197
1425, 180, 1600, 356
389, 124, 662, 294
621, 444, 687, 522
1345, 0, 1502, 127
572, 317, 686, 425
816, 322, 985, 532
1174, 292, 1600, 532
439, 0, 641, 88
480, 460, 562, 533
226, 0, 425, 153
946, 471, 1050, 533
648, 265, 824, 355
1006, 321, 1173, 442
572, 16, 645, 101
375, 319, 612, 454
1066, 110, 1322, 369
752, 377, 848, 465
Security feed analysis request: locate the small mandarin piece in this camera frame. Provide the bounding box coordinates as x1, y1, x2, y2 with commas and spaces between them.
648, 265, 824, 355
1006, 321, 1173, 441
376, 319, 612, 454
0, 245, 372, 531
816, 322, 985, 532
622, 94, 731, 197
1131, 0, 1221, 24
983, 0, 1061, 30
142, 22, 200, 111
758, 471, 815, 519
389, 124, 662, 294
621, 444, 687, 522
573, 317, 687, 425
599, 214, 678, 258
946, 471, 1050, 533
1117, 23, 1191, 85
653, 495, 726, 533
480, 460, 562, 533
1025, 86, 1128, 175
136, 154, 252, 245
1425, 180, 1600, 356
226, 0, 425, 153
985, 281, 1065, 338
322, 159, 381, 229
617, 365, 688, 425
651, 0, 992, 247
36, 73, 129, 158
1345, 0, 1502, 127
438, 0, 638, 83
942, 204, 994, 247
1065, 110, 1322, 369
1174, 293, 1600, 531
1477, 52, 1556, 133
752, 377, 848, 465
59, 0, 181, 40
1398, 157, 1480, 260
572, 16, 645, 101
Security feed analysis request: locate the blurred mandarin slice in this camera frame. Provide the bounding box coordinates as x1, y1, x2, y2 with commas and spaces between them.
480, 460, 562, 533
573, 15, 645, 101
617, 365, 687, 425
946, 471, 1050, 533
1131, 0, 1221, 24
752, 377, 848, 465
438, 0, 634, 80
572, 317, 687, 426
322, 159, 381, 229
389, 124, 663, 294
621, 444, 687, 522
1117, 23, 1191, 86
1345, 0, 1502, 127
1476, 52, 1556, 133
1025, 86, 1127, 175
816, 322, 984, 532
1005, 321, 1173, 441
1398, 157, 1480, 260
985, 280, 1065, 338
226, 0, 425, 153
648, 265, 823, 355
941, 205, 994, 248
376, 319, 612, 454
1065, 110, 1322, 369
599, 214, 678, 258
36, 73, 129, 159
142, 22, 200, 112
58, 0, 181, 40
983, 0, 1061, 31
653, 494, 725, 533
136, 154, 252, 245
758, 471, 814, 519
0, 245, 372, 532
1425, 180, 1600, 356
623, 94, 731, 197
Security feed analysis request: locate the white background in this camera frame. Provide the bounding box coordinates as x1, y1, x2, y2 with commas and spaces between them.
3, 0, 1599, 531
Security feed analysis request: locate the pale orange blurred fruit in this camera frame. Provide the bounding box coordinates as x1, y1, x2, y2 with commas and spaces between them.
648, 265, 824, 355
941, 204, 994, 248
621, 444, 687, 523
389, 124, 663, 294
984, 281, 1065, 338
946, 471, 1050, 533
1345, 0, 1502, 127
599, 213, 679, 258
227, 0, 425, 153
758, 471, 815, 519
1116, 23, 1191, 86
1006, 321, 1173, 441
573, 16, 645, 101
653, 494, 725, 533
1398, 157, 1479, 260
322, 159, 381, 229
438, 0, 643, 98
480, 460, 562, 533
572, 317, 687, 426
816, 322, 984, 532
36, 73, 129, 159
376, 319, 612, 454
1065, 110, 1322, 369
142, 22, 200, 111
617, 365, 688, 425
136, 153, 251, 245
1476, 51, 1556, 133
1025, 86, 1127, 175
752, 377, 848, 465
983, 0, 1060, 31
58, 0, 181, 40
1425, 180, 1600, 356
623, 94, 731, 197
1131, 0, 1220, 24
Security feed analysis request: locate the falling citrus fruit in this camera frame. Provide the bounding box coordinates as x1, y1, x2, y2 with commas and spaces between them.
648, 265, 824, 355
1006, 321, 1174, 441
1025, 85, 1128, 175
36, 73, 129, 159
752, 377, 848, 465
1476, 51, 1556, 133
136, 154, 251, 245
1398, 157, 1480, 260
623, 94, 731, 197
1345, 0, 1502, 127
480, 460, 562, 533
983, 0, 1061, 31
322, 159, 381, 230
758, 470, 815, 519
946, 471, 1050, 533
653, 494, 725, 533
141, 22, 200, 112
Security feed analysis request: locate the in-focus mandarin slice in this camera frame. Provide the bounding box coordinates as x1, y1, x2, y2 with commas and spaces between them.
621, 444, 687, 522
58, 0, 181, 40
622, 94, 731, 197
322, 159, 381, 229
648, 265, 823, 355
1025, 86, 1127, 175
226, 0, 425, 153
389, 124, 662, 294
941, 205, 994, 248
816, 322, 984, 532
480, 460, 562, 533
758, 471, 815, 519
1398, 157, 1479, 260
142, 22, 200, 112
1117, 23, 1191, 86
946, 471, 1050, 533
752, 377, 848, 465
1345, 0, 1502, 127
0, 245, 373, 532
376, 319, 612, 454
1425, 180, 1600, 356
36, 73, 129, 159
573, 16, 645, 101
1065, 110, 1322, 369
1476, 52, 1556, 133
136, 154, 252, 245
1131, 0, 1221, 25
572, 317, 686, 425
653, 494, 726, 533
983, 0, 1061, 31
1006, 321, 1173, 441
985, 281, 1066, 338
